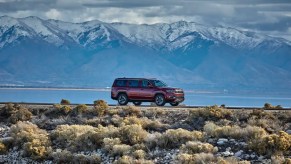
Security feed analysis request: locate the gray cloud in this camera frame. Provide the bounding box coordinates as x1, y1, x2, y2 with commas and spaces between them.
0, 0, 290, 40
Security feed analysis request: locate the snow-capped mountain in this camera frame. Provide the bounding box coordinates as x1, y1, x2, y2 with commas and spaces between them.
0, 16, 290, 91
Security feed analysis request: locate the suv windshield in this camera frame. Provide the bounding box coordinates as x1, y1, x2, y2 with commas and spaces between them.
150, 80, 167, 87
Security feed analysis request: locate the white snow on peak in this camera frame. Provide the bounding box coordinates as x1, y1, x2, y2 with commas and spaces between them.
0, 16, 288, 50
19, 17, 64, 45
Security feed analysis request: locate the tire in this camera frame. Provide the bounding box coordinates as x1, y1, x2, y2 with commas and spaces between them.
170, 102, 179, 106
117, 93, 128, 105
155, 94, 166, 106
133, 102, 142, 106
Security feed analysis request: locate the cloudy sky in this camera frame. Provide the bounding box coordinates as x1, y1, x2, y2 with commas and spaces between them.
0, 0, 290, 40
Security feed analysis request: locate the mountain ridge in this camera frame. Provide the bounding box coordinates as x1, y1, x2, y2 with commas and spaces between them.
0, 16, 290, 91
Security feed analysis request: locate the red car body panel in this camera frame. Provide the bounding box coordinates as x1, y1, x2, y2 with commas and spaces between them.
111, 78, 185, 104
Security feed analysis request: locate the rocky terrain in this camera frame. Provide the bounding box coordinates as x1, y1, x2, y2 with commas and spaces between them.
0, 101, 290, 164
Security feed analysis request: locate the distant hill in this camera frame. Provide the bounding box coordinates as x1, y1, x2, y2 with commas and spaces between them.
0, 16, 290, 92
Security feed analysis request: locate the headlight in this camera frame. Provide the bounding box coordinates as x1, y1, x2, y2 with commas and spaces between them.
166, 90, 175, 93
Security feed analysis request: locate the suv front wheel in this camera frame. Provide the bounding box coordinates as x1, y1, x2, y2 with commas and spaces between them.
118, 93, 128, 105
155, 94, 166, 106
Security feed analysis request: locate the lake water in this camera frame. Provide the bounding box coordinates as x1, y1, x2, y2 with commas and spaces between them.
0, 88, 291, 107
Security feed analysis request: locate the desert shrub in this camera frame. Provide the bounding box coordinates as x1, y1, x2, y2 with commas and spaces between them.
51, 124, 96, 150
93, 100, 108, 116
46, 104, 72, 116
52, 150, 101, 163
10, 121, 51, 159
53, 104, 62, 110
133, 149, 146, 159
157, 128, 204, 148
0, 142, 6, 154
250, 109, 275, 119
71, 125, 120, 150
51, 149, 73, 163
60, 99, 70, 105
180, 141, 216, 154
107, 108, 122, 116
204, 122, 266, 139
120, 106, 142, 117
0, 103, 17, 117
249, 131, 291, 155
103, 138, 122, 153
116, 116, 168, 131
60, 105, 72, 114
284, 158, 291, 164
85, 118, 102, 127
9, 107, 32, 124
73, 153, 102, 164
264, 103, 283, 110
188, 105, 233, 121
112, 144, 132, 156
175, 153, 215, 164
247, 117, 282, 132
122, 116, 145, 127
144, 107, 165, 118
119, 124, 148, 145
72, 104, 88, 115
113, 155, 154, 164
217, 157, 251, 164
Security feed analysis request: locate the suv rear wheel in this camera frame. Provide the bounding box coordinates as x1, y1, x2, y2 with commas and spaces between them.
155, 94, 166, 106
170, 102, 179, 106
133, 102, 142, 106
118, 93, 128, 105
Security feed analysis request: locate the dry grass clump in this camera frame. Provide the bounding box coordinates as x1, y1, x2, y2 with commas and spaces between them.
119, 124, 148, 145
188, 105, 233, 121
51, 149, 101, 163
10, 121, 51, 159
204, 122, 266, 139
60, 99, 70, 105
249, 131, 291, 156
180, 141, 216, 154
154, 128, 204, 148
120, 106, 142, 117
0, 142, 6, 154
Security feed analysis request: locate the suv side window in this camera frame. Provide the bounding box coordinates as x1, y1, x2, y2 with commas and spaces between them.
141, 80, 150, 88
115, 80, 126, 87
128, 80, 139, 87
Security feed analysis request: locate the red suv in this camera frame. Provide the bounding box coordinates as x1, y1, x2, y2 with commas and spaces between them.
111, 78, 185, 106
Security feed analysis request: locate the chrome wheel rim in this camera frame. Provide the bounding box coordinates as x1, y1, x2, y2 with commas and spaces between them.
156, 96, 164, 105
